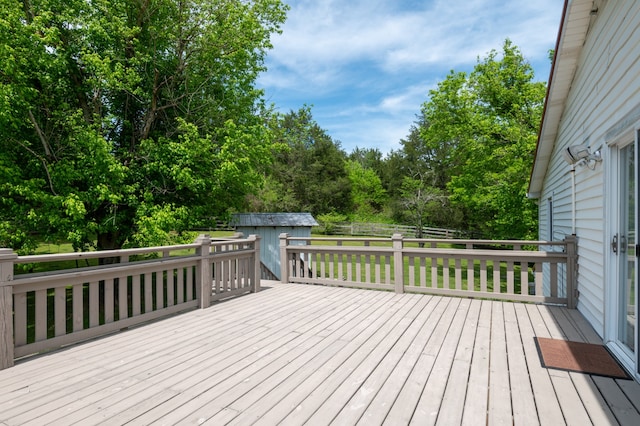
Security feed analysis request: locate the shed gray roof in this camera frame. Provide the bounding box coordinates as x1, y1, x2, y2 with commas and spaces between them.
231, 213, 318, 227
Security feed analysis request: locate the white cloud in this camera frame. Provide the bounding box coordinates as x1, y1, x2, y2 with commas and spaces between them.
271, 0, 558, 71
259, 0, 563, 153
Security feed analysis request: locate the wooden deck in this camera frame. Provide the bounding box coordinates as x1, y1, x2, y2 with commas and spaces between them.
1, 282, 639, 425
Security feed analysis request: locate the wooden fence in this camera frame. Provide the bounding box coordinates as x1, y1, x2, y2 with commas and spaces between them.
323, 222, 478, 238
280, 234, 577, 307
0, 234, 261, 370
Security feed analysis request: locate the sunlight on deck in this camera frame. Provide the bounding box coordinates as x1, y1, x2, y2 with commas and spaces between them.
1, 282, 639, 425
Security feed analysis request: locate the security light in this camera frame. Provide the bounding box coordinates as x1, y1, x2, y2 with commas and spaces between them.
562, 144, 602, 167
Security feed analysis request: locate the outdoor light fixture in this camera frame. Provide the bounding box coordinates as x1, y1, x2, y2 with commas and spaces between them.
562, 144, 602, 168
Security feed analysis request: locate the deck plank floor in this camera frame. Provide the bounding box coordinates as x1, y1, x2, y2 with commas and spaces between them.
1, 282, 639, 425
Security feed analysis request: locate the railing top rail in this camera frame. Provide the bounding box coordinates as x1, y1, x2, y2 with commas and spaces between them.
402, 238, 566, 246
283, 235, 567, 247
286, 244, 568, 259
12, 255, 199, 285
14, 237, 256, 265
15, 243, 199, 264
286, 236, 391, 243
400, 247, 568, 259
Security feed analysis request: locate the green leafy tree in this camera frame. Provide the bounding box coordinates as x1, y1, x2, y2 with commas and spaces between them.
0, 0, 287, 252
419, 40, 544, 239
345, 160, 387, 219
401, 115, 451, 191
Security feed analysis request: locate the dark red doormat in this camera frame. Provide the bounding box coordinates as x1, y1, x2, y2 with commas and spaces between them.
534, 337, 631, 379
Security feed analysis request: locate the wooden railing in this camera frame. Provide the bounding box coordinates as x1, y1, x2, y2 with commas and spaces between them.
280, 234, 577, 307
0, 234, 261, 370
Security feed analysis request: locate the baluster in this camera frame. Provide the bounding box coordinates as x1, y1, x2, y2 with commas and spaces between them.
105, 279, 114, 322
35, 289, 47, 341
493, 260, 501, 293
72, 284, 84, 331
506, 261, 514, 294
55, 287, 66, 335
89, 281, 100, 326
455, 258, 462, 290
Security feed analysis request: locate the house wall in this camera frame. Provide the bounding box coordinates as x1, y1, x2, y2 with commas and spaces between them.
539, 0, 640, 336
237, 226, 311, 280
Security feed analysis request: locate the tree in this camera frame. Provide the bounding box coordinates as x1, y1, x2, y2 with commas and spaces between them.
0, 0, 288, 252
401, 114, 451, 191
398, 175, 445, 239
348, 147, 385, 178
419, 40, 545, 239
378, 149, 409, 200
345, 160, 387, 219
254, 106, 351, 216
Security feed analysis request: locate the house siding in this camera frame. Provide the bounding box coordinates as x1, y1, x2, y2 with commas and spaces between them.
539, 0, 640, 337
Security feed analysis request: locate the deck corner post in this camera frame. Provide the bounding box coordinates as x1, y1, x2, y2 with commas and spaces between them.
392, 234, 404, 293
564, 234, 578, 309
195, 234, 212, 309
249, 235, 261, 293
279, 233, 289, 284
0, 248, 17, 370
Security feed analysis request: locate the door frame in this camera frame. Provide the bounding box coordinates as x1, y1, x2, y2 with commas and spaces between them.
605, 126, 639, 380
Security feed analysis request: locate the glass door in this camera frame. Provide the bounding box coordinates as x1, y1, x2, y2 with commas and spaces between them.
617, 141, 637, 366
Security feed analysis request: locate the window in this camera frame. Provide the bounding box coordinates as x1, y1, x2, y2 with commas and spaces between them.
547, 197, 554, 241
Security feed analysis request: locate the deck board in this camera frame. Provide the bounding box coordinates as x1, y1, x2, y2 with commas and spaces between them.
0, 282, 638, 425
278, 294, 424, 425
504, 302, 539, 426
311, 296, 435, 425
460, 300, 491, 426
355, 297, 450, 426
432, 299, 481, 426
382, 297, 459, 425
411, 298, 473, 426
487, 302, 513, 425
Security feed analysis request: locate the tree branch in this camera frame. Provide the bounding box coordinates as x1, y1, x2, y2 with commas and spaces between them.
27, 110, 55, 160
13, 138, 58, 196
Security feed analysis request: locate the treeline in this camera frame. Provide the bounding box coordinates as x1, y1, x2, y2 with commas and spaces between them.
248, 40, 545, 241
0, 0, 543, 254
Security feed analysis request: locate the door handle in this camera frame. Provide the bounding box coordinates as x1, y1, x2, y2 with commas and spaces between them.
612, 234, 618, 254
620, 235, 627, 253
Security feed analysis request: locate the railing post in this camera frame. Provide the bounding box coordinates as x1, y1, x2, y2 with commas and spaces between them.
250, 234, 261, 293
279, 233, 289, 283
0, 249, 17, 370
195, 234, 212, 309
564, 235, 578, 309
392, 234, 404, 294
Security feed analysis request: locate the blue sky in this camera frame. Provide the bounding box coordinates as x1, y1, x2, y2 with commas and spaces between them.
257, 0, 564, 155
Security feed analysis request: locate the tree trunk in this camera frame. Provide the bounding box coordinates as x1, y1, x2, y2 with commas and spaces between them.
97, 232, 122, 265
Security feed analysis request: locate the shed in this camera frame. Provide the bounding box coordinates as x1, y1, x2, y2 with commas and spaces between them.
231, 213, 318, 280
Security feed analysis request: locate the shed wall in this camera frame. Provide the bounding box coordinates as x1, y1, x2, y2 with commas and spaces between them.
237, 226, 311, 280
